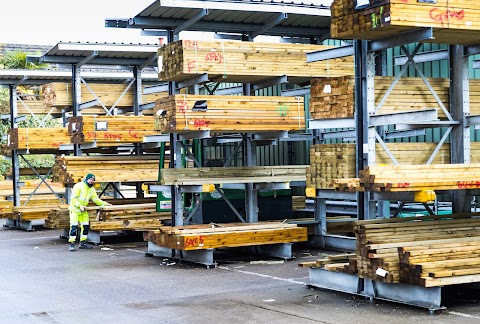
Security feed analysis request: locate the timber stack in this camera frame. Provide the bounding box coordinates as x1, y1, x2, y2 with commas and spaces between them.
52, 155, 164, 184
158, 40, 354, 83
309, 76, 458, 119
299, 253, 357, 274
7, 127, 71, 150
330, 0, 480, 45
88, 203, 170, 231
42, 83, 167, 115
68, 115, 159, 145
306, 142, 470, 189
154, 95, 305, 133
161, 165, 307, 186
354, 214, 480, 287
44, 198, 158, 229
144, 222, 308, 250
336, 164, 480, 192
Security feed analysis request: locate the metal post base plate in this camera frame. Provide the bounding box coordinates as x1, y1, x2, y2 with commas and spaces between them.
3, 218, 44, 231
308, 268, 444, 312
147, 241, 216, 267
237, 243, 294, 260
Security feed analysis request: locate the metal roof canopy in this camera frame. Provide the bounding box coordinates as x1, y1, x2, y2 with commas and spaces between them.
105, 0, 331, 39
35, 42, 159, 68
0, 69, 160, 86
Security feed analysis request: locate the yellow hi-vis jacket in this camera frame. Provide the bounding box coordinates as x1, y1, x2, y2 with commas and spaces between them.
68, 181, 107, 213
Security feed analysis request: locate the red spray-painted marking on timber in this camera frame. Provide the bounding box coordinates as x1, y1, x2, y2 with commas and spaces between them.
430, 8, 464, 28
185, 236, 205, 247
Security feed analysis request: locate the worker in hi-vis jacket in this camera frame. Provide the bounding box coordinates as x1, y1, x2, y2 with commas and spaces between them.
68, 173, 111, 251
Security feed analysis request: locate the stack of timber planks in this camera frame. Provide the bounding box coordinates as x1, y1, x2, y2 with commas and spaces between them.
68, 115, 159, 145
330, 0, 480, 45
88, 202, 169, 231
306, 143, 452, 189
52, 155, 163, 184
45, 205, 70, 229
161, 165, 307, 186
42, 83, 168, 115
354, 214, 480, 287
144, 222, 308, 250
309, 76, 460, 119
307, 144, 357, 189
153, 95, 305, 133
299, 253, 357, 274
335, 164, 480, 192
7, 127, 70, 150
310, 77, 355, 119
44, 197, 158, 229
12, 205, 67, 222
158, 40, 354, 83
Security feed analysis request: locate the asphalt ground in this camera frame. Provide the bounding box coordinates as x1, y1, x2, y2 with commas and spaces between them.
1, 218, 480, 324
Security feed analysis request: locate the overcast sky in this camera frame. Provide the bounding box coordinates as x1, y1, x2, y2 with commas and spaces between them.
0, 0, 157, 46
0, 0, 331, 46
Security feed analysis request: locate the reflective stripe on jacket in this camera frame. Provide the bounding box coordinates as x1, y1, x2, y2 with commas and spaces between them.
68, 181, 107, 213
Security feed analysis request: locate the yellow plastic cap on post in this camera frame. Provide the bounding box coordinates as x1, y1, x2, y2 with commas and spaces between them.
141, 183, 149, 192
306, 187, 316, 198
414, 190, 436, 203
202, 184, 215, 193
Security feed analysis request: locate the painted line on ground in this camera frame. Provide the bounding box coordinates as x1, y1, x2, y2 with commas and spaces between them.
448, 311, 480, 319
218, 266, 307, 285
0, 235, 59, 242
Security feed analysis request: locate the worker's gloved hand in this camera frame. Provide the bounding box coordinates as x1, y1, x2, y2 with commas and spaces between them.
105, 202, 112, 206
80, 205, 85, 212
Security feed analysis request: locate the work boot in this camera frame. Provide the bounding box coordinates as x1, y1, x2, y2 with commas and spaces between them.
68, 243, 75, 251
79, 241, 93, 249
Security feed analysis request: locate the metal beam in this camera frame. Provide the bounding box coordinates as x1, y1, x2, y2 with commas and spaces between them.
281, 87, 310, 97
141, 29, 168, 36
384, 129, 426, 139
251, 75, 288, 90
40, 55, 154, 66
214, 33, 243, 41
464, 44, 480, 56
120, 16, 328, 38
368, 28, 434, 52
139, 102, 155, 111
139, 53, 158, 70
395, 120, 460, 130
78, 99, 99, 110
308, 118, 355, 129
176, 73, 209, 89
174, 8, 209, 35
77, 51, 98, 67
214, 86, 243, 96
143, 84, 169, 94
307, 45, 354, 63
394, 49, 448, 66
250, 12, 288, 39
369, 109, 438, 127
